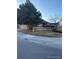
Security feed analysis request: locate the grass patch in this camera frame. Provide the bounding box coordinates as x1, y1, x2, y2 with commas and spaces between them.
18, 30, 62, 37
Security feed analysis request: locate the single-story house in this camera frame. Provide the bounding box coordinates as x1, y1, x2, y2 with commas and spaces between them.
17, 20, 61, 32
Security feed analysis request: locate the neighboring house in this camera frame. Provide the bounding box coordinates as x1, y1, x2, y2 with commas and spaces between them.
17, 20, 61, 32
17, 24, 29, 30
42, 21, 59, 31
56, 18, 62, 32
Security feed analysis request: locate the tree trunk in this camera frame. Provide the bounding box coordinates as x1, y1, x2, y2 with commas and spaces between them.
28, 25, 34, 32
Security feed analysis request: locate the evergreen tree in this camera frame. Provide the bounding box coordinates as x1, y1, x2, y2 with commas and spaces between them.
17, 0, 43, 29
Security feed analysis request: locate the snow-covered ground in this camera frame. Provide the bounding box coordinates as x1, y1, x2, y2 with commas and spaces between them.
17, 32, 62, 49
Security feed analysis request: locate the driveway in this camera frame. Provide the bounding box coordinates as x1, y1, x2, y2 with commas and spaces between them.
17, 32, 62, 59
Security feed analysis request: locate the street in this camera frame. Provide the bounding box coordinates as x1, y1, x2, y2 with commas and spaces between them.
17, 32, 62, 59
